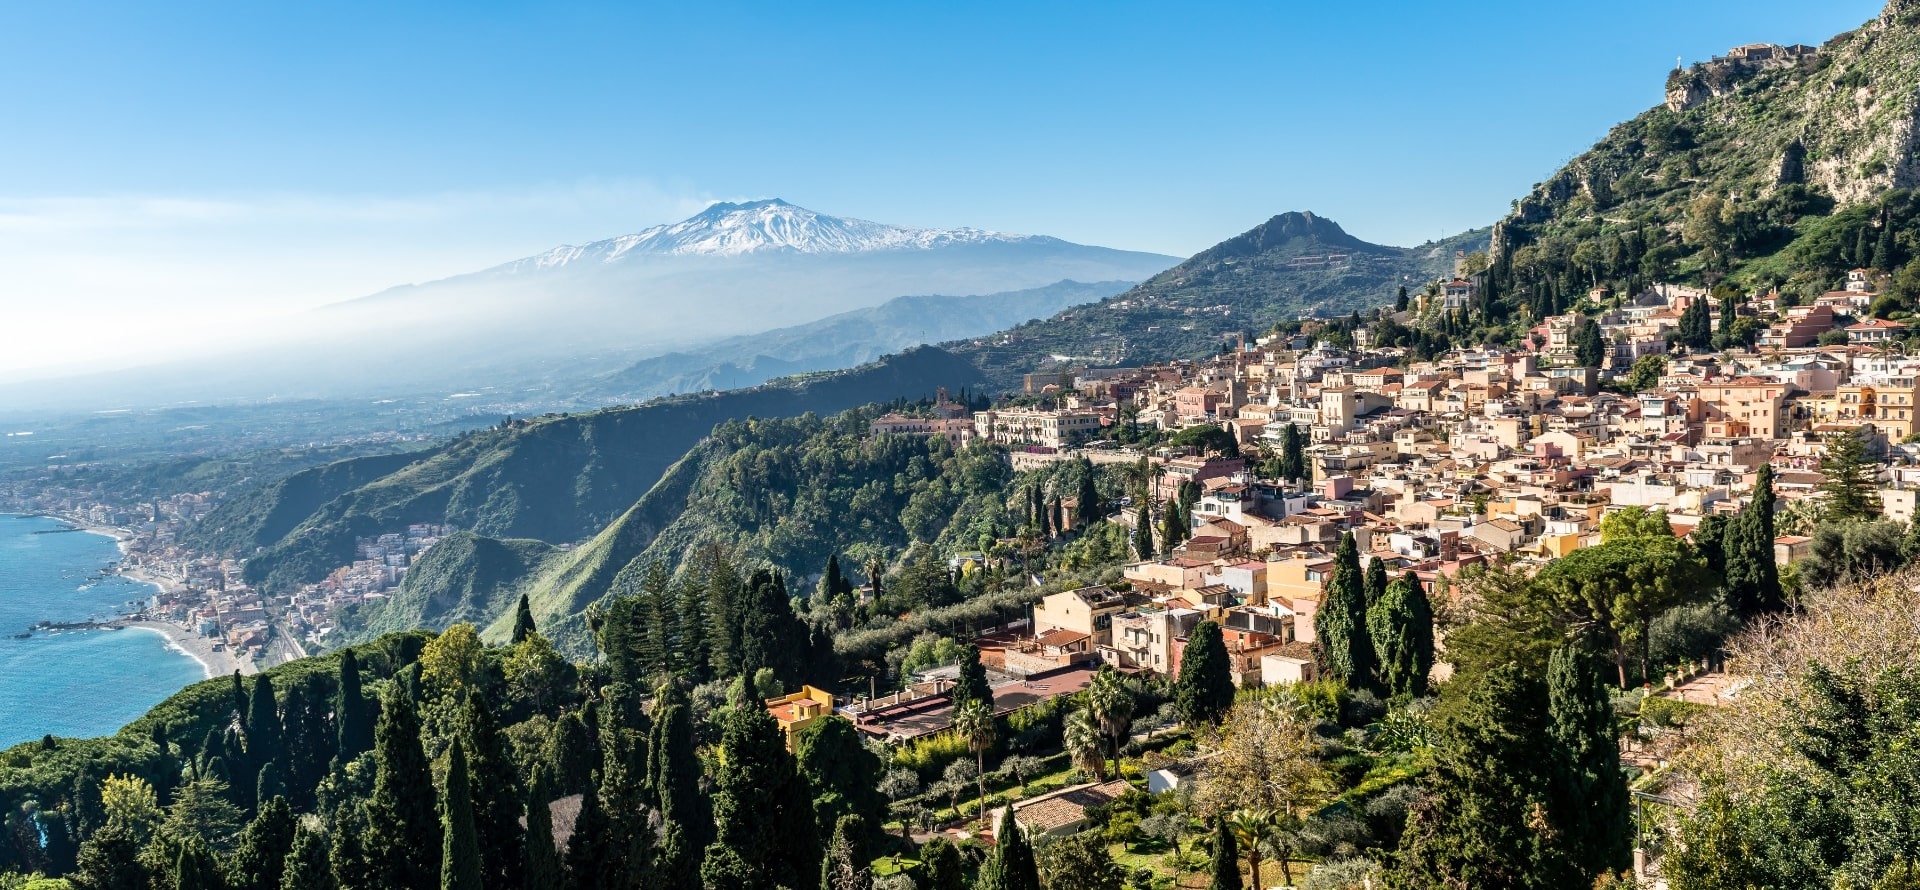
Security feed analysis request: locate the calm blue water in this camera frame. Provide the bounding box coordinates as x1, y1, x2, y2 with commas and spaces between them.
0, 514, 207, 747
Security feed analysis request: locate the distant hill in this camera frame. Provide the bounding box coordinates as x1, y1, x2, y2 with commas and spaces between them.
230, 346, 986, 597
948, 211, 1488, 386
0, 200, 1173, 411
582, 279, 1133, 403
1485, 2, 1920, 305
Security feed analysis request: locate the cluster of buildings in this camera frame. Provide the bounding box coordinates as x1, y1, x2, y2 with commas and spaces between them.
785, 269, 1920, 765
283, 524, 456, 640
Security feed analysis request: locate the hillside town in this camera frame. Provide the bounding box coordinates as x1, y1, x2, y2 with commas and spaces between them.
840, 264, 1915, 719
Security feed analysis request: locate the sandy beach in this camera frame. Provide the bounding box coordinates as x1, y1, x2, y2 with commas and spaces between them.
112, 618, 255, 678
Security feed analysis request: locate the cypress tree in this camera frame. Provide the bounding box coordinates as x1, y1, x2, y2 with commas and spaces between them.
1364, 557, 1388, 610
439, 740, 482, 890
1159, 498, 1185, 557
1391, 664, 1555, 888
1207, 817, 1242, 890
1725, 465, 1783, 618
362, 681, 441, 890
1546, 648, 1632, 883
597, 750, 652, 889
700, 703, 819, 890
1280, 423, 1306, 484
1076, 460, 1102, 528
921, 838, 965, 890
511, 594, 538, 645
1175, 620, 1234, 726
952, 645, 991, 710
737, 569, 813, 689
455, 696, 522, 890
977, 807, 1040, 890
544, 712, 595, 797
246, 675, 280, 774
335, 651, 372, 762
1132, 503, 1155, 561
819, 814, 872, 890
1369, 574, 1435, 699
227, 796, 295, 890
654, 821, 698, 890
1314, 532, 1378, 693
279, 824, 333, 890
175, 836, 227, 890
521, 770, 562, 890
231, 671, 249, 724
797, 717, 886, 853
650, 702, 711, 856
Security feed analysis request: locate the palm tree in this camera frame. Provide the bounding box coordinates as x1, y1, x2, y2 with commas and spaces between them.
1226, 808, 1278, 890
1087, 666, 1136, 781
1064, 709, 1105, 780
952, 699, 996, 822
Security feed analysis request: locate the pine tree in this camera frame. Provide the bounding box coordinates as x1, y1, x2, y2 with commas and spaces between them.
438, 740, 482, 890
226, 796, 294, 890
1545, 648, 1632, 883
1207, 817, 1242, 890
1315, 532, 1378, 693
952, 645, 991, 710
454, 696, 522, 890
521, 770, 562, 890
1819, 429, 1881, 521
977, 807, 1040, 890
1369, 574, 1435, 699
1175, 620, 1234, 727
335, 650, 372, 763
361, 681, 441, 890
1132, 503, 1155, 561
279, 823, 332, 890
700, 703, 820, 890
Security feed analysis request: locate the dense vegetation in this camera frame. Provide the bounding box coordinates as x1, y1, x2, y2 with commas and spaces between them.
213, 347, 985, 595
948, 213, 1487, 386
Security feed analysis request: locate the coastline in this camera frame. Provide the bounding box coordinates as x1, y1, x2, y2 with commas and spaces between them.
2, 513, 247, 678
112, 619, 254, 679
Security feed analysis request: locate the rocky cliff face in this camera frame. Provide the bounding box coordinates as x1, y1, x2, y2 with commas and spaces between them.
1495, 2, 1920, 267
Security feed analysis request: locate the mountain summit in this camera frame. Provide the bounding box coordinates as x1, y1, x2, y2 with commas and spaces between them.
514, 198, 1052, 268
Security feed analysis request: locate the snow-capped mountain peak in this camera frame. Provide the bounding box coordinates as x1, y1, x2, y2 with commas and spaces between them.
514, 199, 1050, 270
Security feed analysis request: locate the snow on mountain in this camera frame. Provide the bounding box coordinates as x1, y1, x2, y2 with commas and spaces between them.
507, 199, 1055, 270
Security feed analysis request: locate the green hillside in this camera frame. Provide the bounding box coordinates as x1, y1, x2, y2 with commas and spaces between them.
180, 450, 428, 555
335, 532, 560, 643
949, 212, 1488, 385
1482, 3, 1920, 314
231, 346, 985, 594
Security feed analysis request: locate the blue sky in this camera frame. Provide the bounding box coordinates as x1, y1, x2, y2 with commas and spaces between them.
0, 0, 1885, 373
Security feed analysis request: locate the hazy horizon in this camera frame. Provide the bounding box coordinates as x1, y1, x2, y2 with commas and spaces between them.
0, 0, 1882, 377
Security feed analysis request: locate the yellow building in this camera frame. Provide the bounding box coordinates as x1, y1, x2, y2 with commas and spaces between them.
765, 685, 836, 751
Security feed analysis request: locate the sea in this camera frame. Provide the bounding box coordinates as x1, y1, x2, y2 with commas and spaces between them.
0, 514, 207, 747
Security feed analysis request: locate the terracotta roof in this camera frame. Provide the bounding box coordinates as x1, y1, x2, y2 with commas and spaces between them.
1035, 628, 1090, 648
